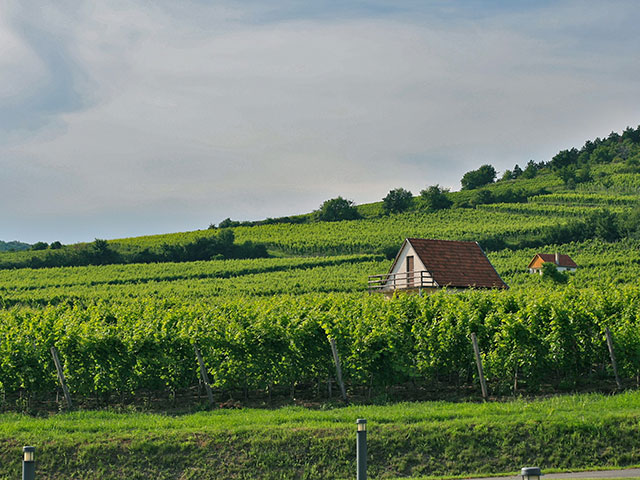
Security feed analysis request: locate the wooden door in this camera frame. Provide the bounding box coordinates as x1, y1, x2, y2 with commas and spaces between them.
406, 255, 414, 287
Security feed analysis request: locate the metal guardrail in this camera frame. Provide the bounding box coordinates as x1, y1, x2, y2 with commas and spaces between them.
367, 270, 436, 292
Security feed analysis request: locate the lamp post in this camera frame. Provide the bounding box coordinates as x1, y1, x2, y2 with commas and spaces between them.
521, 467, 542, 480
356, 419, 367, 480
22, 446, 35, 480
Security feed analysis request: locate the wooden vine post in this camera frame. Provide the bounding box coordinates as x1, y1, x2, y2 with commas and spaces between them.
605, 327, 622, 389
328, 337, 349, 403
194, 344, 215, 406
471, 333, 488, 401
50, 346, 73, 409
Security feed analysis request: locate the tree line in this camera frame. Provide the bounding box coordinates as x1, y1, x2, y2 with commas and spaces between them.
0, 230, 268, 270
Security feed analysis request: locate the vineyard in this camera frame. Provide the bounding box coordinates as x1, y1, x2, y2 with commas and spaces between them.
2, 127, 640, 410
2, 286, 640, 408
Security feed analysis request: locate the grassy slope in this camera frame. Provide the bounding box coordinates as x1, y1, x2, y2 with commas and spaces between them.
2, 392, 640, 479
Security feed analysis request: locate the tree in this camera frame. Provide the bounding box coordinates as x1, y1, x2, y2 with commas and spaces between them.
557, 166, 577, 186
500, 170, 513, 182
470, 189, 494, 207
557, 165, 592, 187
419, 185, 452, 211
383, 188, 413, 214
550, 148, 579, 170
522, 160, 538, 179
512, 164, 523, 178
31, 242, 48, 251
460, 164, 496, 190
218, 218, 240, 229
591, 209, 620, 242
49, 241, 63, 250
315, 197, 360, 222
91, 238, 118, 265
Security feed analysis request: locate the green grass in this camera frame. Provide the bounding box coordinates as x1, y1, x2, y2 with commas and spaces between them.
3, 392, 640, 479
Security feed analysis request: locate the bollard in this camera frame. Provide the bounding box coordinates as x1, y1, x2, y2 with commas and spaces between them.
356, 419, 367, 480
521, 467, 542, 480
22, 446, 35, 480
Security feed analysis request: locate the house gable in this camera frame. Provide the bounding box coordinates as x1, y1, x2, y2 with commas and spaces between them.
528, 253, 578, 272
385, 239, 436, 288
384, 238, 508, 290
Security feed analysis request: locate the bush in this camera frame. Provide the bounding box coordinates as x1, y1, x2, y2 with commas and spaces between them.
31, 242, 48, 251
383, 188, 413, 214
315, 197, 360, 222
419, 185, 452, 211
461, 164, 496, 190
218, 218, 240, 229
541, 262, 568, 283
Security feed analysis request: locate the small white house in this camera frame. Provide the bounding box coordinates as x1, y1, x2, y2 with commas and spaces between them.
369, 238, 508, 294
528, 253, 578, 274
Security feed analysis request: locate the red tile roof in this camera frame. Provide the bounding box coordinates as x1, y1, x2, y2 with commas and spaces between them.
403, 238, 508, 289
528, 253, 577, 269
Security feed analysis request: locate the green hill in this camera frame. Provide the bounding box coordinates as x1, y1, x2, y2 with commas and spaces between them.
2, 125, 640, 480
1, 124, 640, 402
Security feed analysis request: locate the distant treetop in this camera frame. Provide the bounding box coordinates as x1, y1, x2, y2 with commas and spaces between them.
461, 164, 496, 190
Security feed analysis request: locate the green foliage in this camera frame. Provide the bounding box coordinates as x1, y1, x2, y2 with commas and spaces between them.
315, 196, 360, 222
31, 241, 48, 251
0, 230, 268, 269
540, 262, 568, 283
591, 209, 620, 241
513, 164, 523, 178
92, 238, 118, 265
461, 164, 496, 190
551, 148, 580, 170
3, 286, 640, 400
419, 185, 452, 211
383, 188, 414, 214
215, 214, 312, 229
0, 240, 31, 252
217, 218, 237, 228
522, 159, 541, 179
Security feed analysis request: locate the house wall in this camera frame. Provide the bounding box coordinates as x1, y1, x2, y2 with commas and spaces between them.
530, 265, 577, 274
385, 241, 433, 290
529, 254, 577, 274
529, 256, 546, 270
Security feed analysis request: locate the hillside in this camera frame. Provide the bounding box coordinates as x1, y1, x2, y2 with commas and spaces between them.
1, 125, 640, 403
2, 125, 639, 268
2, 126, 640, 480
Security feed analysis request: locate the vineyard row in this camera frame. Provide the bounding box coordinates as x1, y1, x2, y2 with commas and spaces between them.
2, 287, 640, 405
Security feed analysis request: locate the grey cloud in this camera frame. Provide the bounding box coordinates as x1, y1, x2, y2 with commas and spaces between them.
1, 1, 640, 243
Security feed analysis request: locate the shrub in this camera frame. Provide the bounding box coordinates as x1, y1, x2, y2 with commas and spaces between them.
419, 185, 452, 211
461, 164, 496, 190
315, 197, 360, 222
383, 188, 413, 214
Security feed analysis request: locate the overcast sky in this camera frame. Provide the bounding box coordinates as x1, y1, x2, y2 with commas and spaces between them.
2, 1, 639, 244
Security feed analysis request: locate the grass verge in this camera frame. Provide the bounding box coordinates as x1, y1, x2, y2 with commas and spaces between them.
2, 392, 640, 479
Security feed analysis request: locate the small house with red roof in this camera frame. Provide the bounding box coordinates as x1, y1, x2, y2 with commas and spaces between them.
528, 253, 577, 274
368, 238, 508, 294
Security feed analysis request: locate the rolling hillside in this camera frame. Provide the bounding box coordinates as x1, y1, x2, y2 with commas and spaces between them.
2, 126, 640, 480
1, 125, 640, 406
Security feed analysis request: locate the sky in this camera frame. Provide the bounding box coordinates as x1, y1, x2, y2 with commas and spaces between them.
1, 1, 640, 244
